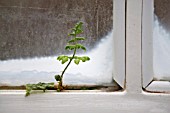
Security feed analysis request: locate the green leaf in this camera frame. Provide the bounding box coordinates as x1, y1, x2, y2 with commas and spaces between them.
78, 56, 90, 62
81, 46, 86, 51
70, 56, 90, 63
75, 22, 83, 31
75, 37, 85, 41
83, 56, 90, 61
68, 37, 85, 44
57, 56, 69, 64
65, 45, 76, 51
75, 29, 83, 34
57, 55, 64, 61
69, 22, 83, 36
68, 39, 76, 43
37, 85, 46, 90
68, 33, 75, 36
61, 56, 68, 64
74, 59, 80, 65
25, 82, 55, 96
68, 30, 76, 36
76, 44, 86, 51
80, 57, 86, 62
74, 56, 78, 59
46, 83, 55, 88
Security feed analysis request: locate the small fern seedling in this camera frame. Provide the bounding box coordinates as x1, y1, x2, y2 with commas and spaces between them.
55, 22, 90, 90
25, 22, 90, 96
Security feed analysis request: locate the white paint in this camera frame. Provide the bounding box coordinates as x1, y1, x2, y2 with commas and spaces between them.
126, 0, 142, 93
113, 0, 125, 88
142, 0, 154, 88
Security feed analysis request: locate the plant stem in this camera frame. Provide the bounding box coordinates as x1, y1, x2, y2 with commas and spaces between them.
59, 33, 78, 87
59, 47, 77, 87
61, 48, 77, 78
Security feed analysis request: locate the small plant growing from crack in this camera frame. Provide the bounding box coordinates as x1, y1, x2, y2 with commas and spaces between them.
55, 21, 90, 91
25, 22, 90, 96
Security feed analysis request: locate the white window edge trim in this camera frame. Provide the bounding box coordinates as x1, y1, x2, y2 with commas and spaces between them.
113, 0, 125, 88
142, 0, 154, 88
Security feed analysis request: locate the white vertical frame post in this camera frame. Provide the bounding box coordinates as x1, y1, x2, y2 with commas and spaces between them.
126, 0, 142, 93
142, 0, 154, 88
113, 0, 125, 88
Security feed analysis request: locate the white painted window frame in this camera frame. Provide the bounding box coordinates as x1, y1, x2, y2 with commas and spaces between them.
142, 0, 154, 88
1, 0, 170, 113
142, 0, 170, 92
113, 0, 125, 88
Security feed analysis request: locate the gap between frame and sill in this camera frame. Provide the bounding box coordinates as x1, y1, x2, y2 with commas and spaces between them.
0, 89, 125, 95
0, 82, 124, 95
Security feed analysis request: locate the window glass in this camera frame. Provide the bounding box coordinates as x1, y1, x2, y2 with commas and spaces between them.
154, 0, 170, 81
0, 0, 115, 86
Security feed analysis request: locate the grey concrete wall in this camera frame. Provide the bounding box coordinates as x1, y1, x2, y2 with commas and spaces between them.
0, 0, 113, 60
154, 0, 170, 31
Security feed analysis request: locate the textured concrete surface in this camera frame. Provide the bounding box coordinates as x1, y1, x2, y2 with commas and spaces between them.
0, 0, 113, 60
154, 0, 170, 31
1, 0, 169, 60
0, 92, 170, 113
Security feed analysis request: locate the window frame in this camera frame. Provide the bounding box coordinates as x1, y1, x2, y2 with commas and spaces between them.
142, 0, 154, 88
142, 0, 170, 93
113, 0, 126, 88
